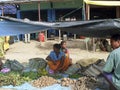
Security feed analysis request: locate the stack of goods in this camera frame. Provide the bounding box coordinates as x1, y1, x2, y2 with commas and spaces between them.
71, 77, 101, 90
32, 76, 58, 88
60, 77, 104, 90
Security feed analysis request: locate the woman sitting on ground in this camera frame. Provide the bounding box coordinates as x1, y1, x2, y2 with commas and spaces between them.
46, 43, 71, 73
60, 40, 72, 65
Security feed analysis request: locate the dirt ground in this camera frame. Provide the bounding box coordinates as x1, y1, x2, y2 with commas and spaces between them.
4, 39, 109, 64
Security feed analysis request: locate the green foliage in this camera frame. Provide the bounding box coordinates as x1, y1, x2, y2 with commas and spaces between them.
48, 74, 62, 79
0, 71, 32, 86
69, 74, 81, 79
21, 71, 38, 80
37, 68, 48, 77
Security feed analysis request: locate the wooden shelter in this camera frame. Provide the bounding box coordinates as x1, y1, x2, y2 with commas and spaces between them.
84, 0, 120, 20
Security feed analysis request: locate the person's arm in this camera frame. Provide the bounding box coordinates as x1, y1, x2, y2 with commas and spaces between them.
46, 56, 52, 61
46, 51, 57, 65
46, 51, 53, 61
46, 56, 56, 65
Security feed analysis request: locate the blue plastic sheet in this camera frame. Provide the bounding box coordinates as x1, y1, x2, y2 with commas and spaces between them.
1, 16, 120, 37
40, 84, 71, 90
1, 83, 71, 90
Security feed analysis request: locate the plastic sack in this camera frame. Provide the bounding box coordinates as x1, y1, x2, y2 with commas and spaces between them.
64, 63, 81, 75
4, 59, 24, 71
29, 58, 47, 70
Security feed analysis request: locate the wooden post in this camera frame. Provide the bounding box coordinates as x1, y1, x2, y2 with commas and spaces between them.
74, 34, 76, 39
85, 4, 91, 51
59, 29, 61, 41
1, 7, 4, 16
38, 2, 42, 44
85, 4, 90, 20
116, 6, 120, 18
86, 4, 96, 52
45, 30, 47, 41
38, 2, 41, 21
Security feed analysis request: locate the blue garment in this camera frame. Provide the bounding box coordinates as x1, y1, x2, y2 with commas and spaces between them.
49, 51, 65, 61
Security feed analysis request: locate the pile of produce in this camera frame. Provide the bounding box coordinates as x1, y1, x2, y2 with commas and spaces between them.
60, 76, 104, 90
71, 77, 101, 90
0, 58, 106, 89
32, 76, 58, 88
61, 78, 76, 87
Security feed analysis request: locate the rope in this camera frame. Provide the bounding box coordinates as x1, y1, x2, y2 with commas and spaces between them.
60, 6, 82, 19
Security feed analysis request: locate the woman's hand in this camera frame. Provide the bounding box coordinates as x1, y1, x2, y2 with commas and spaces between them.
46, 56, 53, 61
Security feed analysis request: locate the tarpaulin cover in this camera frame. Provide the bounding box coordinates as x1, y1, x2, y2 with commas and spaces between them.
0, 16, 120, 38
1, 83, 71, 90
56, 19, 120, 38
84, 0, 120, 6
0, 16, 53, 36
